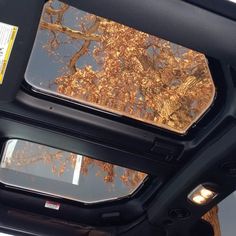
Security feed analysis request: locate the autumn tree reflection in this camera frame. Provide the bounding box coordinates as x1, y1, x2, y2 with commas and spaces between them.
203, 206, 221, 236
5, 140, 146, 189
40, 0, 215, 134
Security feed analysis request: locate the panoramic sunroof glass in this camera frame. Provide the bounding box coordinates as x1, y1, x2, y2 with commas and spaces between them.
25, 0, 215, 134
0, 139, 147, 203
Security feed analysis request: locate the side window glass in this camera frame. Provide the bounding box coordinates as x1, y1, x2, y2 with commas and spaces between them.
203, 191, 236, 236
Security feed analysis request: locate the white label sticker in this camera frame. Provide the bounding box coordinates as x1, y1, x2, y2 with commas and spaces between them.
0, 22, 18, 85
45, 201, 60, 210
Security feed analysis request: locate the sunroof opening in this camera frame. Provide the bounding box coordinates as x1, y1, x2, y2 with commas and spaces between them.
0, 139, 147, 204
25, 0, 215, 134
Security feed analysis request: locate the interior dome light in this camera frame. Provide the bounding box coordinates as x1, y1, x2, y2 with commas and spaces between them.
188, 184, 218, 205
192, 195, 206, 205
200, 188, 215, 199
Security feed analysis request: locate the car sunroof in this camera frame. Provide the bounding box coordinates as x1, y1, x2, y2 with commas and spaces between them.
25, 0, 215, 134
0, 139, 147, 204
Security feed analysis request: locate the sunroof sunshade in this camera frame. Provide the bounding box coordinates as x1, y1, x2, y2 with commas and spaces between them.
0, 140, 147, 203
25, 0, 215, 134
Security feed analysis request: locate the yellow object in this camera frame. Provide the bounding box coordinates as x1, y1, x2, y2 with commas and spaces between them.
0, 22, 18, 84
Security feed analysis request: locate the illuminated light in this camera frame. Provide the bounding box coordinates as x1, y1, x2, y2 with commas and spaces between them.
227, 0, 236, 3
200, 188, 215, 199
188, 184, 218, 205
192, 195, 206, 205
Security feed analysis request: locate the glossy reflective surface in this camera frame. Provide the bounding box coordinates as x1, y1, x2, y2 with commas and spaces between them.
0, 140, 147, 203
25, 0, 215, 134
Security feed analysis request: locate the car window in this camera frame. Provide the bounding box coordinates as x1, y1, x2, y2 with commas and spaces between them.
25, 0, 215, 134
203, 191, 236, 236
0, 139, 147, 204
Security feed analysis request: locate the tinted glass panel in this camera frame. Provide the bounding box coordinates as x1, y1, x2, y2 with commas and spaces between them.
0, 139, 147, 203
25, 0, 215, 134
203, 191, 236, 236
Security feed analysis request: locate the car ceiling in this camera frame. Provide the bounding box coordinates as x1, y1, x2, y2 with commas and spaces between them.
0, 0, 235, 235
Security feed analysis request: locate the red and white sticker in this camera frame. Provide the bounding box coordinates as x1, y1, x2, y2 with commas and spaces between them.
45, 201, 60, 210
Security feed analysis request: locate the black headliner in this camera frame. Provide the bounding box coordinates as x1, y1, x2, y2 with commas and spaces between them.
0, 0, 235, 235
